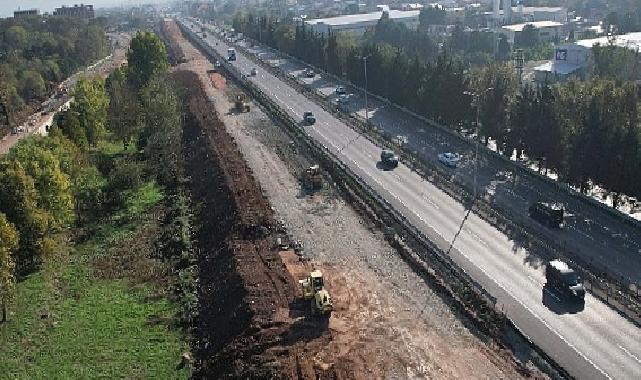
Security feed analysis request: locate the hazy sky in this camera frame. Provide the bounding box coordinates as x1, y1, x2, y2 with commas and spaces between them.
1, 0, 170, 18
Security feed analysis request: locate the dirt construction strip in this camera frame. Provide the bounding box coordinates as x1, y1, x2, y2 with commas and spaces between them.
165, 19, 536, 379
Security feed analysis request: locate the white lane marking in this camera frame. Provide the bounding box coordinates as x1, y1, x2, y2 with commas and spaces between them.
454, 250, 612, 380
466, 229, 488, 247
199, 33, 610, 378
421, 193, 440, 210
311, 131, 612, 380
619, 345, 641, 365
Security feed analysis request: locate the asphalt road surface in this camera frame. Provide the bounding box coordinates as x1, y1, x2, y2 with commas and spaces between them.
238, 38, 641, 285
182, 19, 641, 379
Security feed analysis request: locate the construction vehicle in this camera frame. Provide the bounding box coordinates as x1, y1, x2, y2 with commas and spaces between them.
303, 165, 323, 191
299, 270, 333, 317
380, 149, 399, 169
234, 94, 250, 113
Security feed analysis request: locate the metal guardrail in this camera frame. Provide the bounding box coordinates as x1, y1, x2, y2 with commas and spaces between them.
225, 33, 641, 327
239, 35, 641, 233
178, 20, 571, 379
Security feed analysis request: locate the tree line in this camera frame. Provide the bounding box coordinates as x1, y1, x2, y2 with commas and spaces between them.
0, 15, 110, 133
232, 13, 641, 207
0, 31, 177, 322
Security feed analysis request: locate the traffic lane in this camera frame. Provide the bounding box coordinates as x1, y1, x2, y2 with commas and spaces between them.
192, 24, 641, 378
323, 126, 627, 379
200, 22, 641, 267
254, 47, 641, 264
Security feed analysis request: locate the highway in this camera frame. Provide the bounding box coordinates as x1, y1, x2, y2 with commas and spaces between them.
181, 19, 641, 379
240, 39, 641, 285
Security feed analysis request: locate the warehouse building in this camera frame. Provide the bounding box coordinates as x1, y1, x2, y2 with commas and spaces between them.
54, 4, 95, 19
305, 10, 420, 35
534, 32, 641, 83
500, 20, 565, 44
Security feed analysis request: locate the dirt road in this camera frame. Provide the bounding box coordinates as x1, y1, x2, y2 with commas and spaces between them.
165, 20, 533, 379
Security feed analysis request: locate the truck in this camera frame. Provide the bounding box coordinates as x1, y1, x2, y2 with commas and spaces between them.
303, 111, 316, 125
529, 202, 564, 228
380, 149, 399, 169
545, 260, 585, 302
227, 48, 236, 61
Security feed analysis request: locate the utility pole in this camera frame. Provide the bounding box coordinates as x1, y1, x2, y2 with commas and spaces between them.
514, 49, 524, 84
363, 56, 369, 125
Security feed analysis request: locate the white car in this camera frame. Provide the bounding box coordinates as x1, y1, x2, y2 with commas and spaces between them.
335, 86, 346, 95
337, 94, 350, 104
438, 152, 461, 168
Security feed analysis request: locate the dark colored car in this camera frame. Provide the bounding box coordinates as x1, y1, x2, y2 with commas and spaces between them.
545, 260, 585, 302
529, 202, 564, 228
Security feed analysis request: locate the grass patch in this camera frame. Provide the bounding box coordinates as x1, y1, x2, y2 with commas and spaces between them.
0, 180, 188, 379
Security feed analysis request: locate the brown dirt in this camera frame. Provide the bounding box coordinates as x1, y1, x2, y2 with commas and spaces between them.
164, 19, 532, 380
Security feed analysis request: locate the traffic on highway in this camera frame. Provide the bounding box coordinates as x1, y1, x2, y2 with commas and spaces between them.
182, 18, 641, 379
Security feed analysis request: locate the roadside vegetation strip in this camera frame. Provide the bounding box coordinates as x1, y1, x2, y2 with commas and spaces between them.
1, 29, 195, 378
178, 23, 568, 379
0, 142, 188, 379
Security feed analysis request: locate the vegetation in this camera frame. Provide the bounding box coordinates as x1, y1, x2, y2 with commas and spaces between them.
0, 15, 109, 132
233, 13, 641, 205
0, 29, 192, 377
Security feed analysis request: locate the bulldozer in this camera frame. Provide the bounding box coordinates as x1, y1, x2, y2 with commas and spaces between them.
299, 270, 333, 317
234, 94, 250, 113
303, 165, 323, 191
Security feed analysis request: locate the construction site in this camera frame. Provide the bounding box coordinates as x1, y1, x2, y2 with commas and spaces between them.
161, 19, 548, 379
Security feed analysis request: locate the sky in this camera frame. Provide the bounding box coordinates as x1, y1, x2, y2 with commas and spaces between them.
1, 0, 170, 18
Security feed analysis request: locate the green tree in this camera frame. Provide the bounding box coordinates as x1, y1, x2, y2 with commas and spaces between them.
0, 212, 18, 323
419, 6, 447, 27
70, 77, 109, 147
106, 67, 142, 147
127, 32, 169, 89
516, 24, 539, 48
7, 138, 75, 228
0, 160, 51, 271
140, 77, 182, 187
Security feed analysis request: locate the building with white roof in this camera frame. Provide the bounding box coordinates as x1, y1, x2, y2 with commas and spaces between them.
305, 10, 420, 35
500, 21, 565, 44
534, 32, 641, 83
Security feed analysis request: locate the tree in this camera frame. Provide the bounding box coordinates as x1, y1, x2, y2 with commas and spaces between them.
476, 64, 518, 151
106, 67, 142, 147
419, 6, 447, 27
70, 77, 109, 147
497, 34, 511, 61
19, 70, 46, 101
0, 212, 18, 323
516, 24, 539, 48
127, 32, 169, 90
0, 160, 51, 271
140, 77, 182, 187
7, 139, 74, 228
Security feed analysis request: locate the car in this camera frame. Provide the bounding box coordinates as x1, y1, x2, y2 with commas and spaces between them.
337, 94, 350, 104
303, 111, 316, 125
529, 202, 564, 228
303, 68, 315, 78
438, 152, 461, 168
545, 260, 585, 302
380, 149, 399, 169
250, 67, 257, 76
335, 86, 346, 95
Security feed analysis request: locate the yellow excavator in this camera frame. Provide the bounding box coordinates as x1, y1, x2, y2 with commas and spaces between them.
303, 165, 323, 191
234, 93, 250, 113
299, 270, 333, 317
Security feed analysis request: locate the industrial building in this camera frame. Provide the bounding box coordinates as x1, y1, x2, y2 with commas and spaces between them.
533, 32, 641, 83
485, 1, 567, 25
305, 10, 420, 35
500, 21, 565, 44
53, 4, 95, 19
13, 9, 40, 18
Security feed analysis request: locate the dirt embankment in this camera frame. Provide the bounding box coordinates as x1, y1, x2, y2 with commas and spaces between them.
177, 71, 333, 379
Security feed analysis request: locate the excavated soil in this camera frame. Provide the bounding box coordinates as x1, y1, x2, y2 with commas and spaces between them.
176, 71, 340, 379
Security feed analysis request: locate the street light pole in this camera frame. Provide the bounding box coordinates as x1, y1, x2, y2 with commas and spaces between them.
464, 87, 493, 204
363, 56, 369, 125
